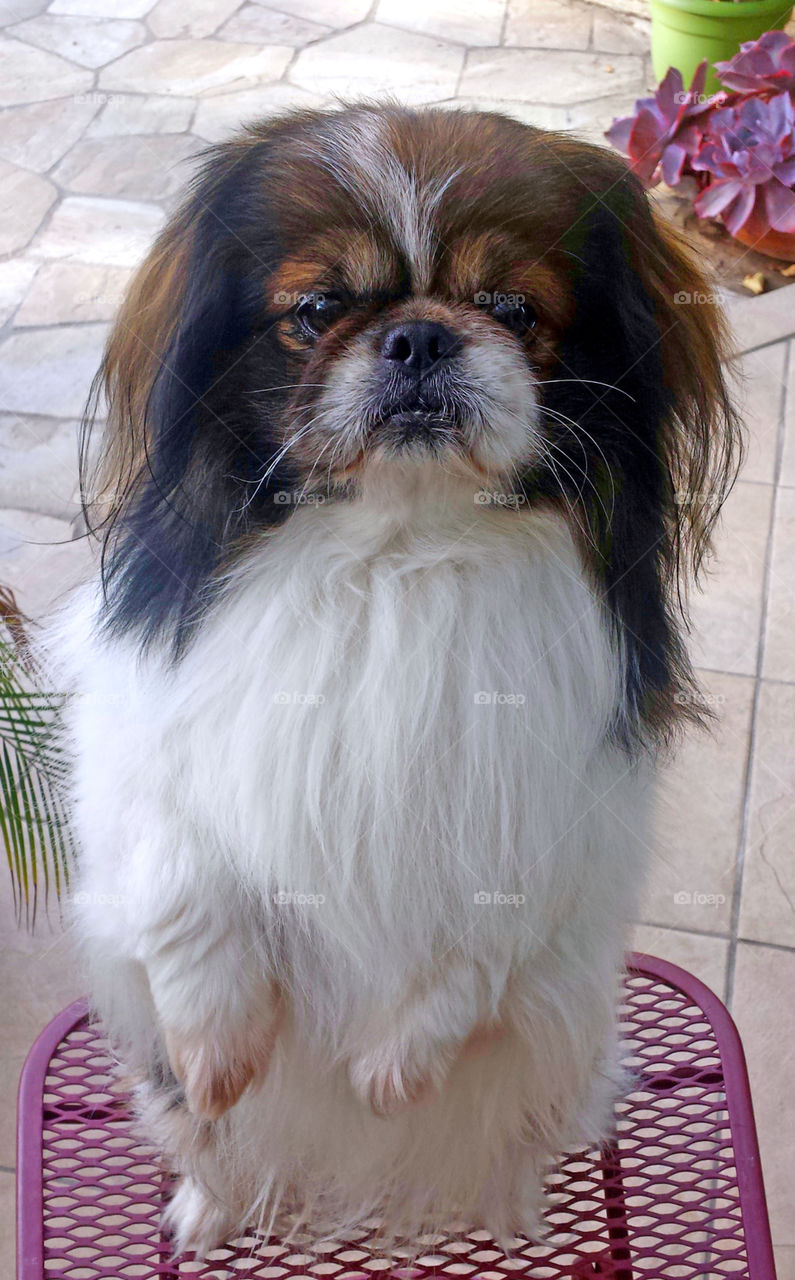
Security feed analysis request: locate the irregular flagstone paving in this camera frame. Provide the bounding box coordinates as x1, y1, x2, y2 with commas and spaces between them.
1, 2, 795, 1275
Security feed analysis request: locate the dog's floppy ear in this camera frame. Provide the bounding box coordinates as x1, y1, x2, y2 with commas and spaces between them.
82, 138, 294, 654
547, 169, 742, 745
623, 201, 742, 582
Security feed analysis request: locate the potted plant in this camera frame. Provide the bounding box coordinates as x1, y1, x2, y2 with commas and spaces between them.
0, 587, 72, 925
606, 32, 795, 259
650, 0, 793, 94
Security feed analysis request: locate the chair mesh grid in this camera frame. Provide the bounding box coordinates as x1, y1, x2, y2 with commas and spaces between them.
30, 971, 755, 1279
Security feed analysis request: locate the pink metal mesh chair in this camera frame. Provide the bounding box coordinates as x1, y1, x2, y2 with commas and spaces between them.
17, 953, 776, 1280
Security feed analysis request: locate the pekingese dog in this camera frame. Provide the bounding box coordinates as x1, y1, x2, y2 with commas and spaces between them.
48, 103, 740, 1256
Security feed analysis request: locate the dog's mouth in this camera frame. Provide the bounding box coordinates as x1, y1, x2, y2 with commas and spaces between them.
370, 385, 463, 455
375, 407, 458, 453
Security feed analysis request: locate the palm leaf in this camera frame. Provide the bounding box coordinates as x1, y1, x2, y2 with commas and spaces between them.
0, 588, 73, 926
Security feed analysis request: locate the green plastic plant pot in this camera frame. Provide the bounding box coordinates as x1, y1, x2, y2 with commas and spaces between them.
650, 0, 794, 93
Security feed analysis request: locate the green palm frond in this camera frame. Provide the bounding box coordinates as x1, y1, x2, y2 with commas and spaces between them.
0, 587, 73, 926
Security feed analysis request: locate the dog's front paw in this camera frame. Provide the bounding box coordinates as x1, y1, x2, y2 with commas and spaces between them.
164, 1006, 281, 1121
164, 1175, 235, 1257
348, 1039, 451, 1117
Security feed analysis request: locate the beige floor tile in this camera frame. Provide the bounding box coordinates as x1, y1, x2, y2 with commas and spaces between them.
776, 1245, 795, 1280
376, 0, 506, 46
99, 38, 292, 97
147, 0, 242, 40
640, 671, 754, 933
779, 346, 795, 487
85, 92, 195, 138
0, 509, 95, 618
0, 260, 38, 327
0, 323, 108, 419
0, 415, 82, 520
629, 923, 729, 1000
50, 0, 156, 16
504, 0, 592, 49
281, 0, 371, 24
731, 343, 786, 485
290, 25, 464, 105
14, 261, 131, 328
726, 290, 795, 357
689, 480, 773, 676
591, 9, 650, 54
0, 97, 99, 171
763, 487, 795, 683
0, 33, 93, 107
460, 47, 643, 105
0, 161, 56, 256
8, 15, 146, 68
445, 98, 570, 129
28, 196, 165, 268
0, 1173, 13, 1280
739, 680, 795, 947
0, 894, 82, 1170
192, 82, 324, 143
731, 942, 795, 1248
52, 133, 202, 204
218, 5, 331, 47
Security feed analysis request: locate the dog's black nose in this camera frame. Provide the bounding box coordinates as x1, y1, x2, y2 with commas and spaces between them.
380, 321, 459, 376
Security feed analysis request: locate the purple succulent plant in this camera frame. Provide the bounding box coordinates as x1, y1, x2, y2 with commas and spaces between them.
692, 93, 795, 234
605, 62, 715, 187
606, 31, 795, 244
714, 30, 795, 97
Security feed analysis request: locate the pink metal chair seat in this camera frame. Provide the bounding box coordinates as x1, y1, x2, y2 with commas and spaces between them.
17, 954, 775, 1279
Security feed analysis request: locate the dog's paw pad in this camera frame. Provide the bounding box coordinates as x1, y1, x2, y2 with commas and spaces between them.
163, 1176, 233, 1257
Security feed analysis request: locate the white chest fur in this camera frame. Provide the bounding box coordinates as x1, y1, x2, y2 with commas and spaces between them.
62, 479, 629, 988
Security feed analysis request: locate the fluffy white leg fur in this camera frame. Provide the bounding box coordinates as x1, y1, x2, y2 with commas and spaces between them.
44, 465, 651, 1255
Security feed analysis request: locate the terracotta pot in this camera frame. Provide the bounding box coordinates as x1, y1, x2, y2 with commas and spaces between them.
730, 210, 795, 262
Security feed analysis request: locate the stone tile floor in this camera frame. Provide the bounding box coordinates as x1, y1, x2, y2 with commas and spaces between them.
1, 0, 794, 1272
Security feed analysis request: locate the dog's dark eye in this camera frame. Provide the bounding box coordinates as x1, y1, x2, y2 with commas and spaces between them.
295, 292, 345, 339
490, 299, 538, 337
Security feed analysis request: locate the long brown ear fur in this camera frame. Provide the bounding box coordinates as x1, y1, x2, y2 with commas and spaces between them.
547, 151, 744, 747
80, 211, 195, 533
634, 210, 743, 596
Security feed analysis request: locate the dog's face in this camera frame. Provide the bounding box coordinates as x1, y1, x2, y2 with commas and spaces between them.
87, 105, 740, 744
261, 116, 581, 484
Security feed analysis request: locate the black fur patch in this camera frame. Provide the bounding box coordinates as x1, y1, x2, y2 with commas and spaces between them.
100, 143, 298, 655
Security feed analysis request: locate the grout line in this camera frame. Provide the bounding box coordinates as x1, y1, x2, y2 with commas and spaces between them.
635, 919, 731, 942
733, 333, 795, 360
726, 336, 792, 1008
735, 934, 795, 957
636, 916, 795, 956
